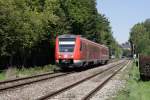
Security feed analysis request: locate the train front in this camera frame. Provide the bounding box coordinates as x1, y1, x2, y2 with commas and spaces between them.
55, 35, 81, 68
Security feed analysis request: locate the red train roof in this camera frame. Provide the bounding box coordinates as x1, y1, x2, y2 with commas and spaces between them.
57, 34, 108, 49
80, 37, 108, 49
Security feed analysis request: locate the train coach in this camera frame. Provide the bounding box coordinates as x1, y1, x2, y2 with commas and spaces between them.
55, 34, 109, 69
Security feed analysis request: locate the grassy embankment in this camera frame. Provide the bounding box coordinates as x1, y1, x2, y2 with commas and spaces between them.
0, 64, 57, 80
115, 62, 150, 100
0, 71, 5, 80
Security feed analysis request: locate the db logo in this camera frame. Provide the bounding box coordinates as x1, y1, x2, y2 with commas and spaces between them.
64, 55, 68, 58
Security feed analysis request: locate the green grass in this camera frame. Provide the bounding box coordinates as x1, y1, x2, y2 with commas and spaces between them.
0, 64, 57, 80
115, 63, 150, 100
0, 71, 6, 80
16, 64, 56, 77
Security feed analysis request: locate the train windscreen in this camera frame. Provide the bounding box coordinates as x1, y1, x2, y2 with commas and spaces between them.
59, 38, 75, 52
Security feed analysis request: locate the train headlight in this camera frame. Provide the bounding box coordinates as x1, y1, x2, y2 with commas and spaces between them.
59, 55, 61, 58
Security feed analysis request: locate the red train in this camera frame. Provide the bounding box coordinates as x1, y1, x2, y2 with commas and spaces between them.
55, 34, 109, 68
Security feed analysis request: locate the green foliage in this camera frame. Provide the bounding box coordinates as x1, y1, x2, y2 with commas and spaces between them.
0, 71, 5, 80
16, 64, 56, 77
0, 0, 121, 66
0, 64, 56, 80
0, 0, 57, 66
130, 19, 150, 56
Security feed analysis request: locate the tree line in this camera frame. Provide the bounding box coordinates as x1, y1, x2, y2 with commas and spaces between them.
0, 0, 121, 68
130, 19, 150, 56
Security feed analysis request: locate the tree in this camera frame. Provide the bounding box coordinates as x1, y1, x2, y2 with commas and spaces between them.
0, 0, 121, 67
130, 19, 150, 56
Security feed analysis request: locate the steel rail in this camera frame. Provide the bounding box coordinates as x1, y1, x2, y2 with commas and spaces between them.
0, 72, 71, 91
0, 72, 55, 84
82, 60, 131, 100
0, 59, 119, 85
36, 61, 126, 100
0, 60, 122, 92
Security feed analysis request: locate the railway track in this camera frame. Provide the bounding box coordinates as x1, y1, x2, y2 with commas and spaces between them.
82, 60, 131, 100
0, 60, 122, 92
0, 72, 71, 91
0, 60, 129, 100
36, 60, 130, 100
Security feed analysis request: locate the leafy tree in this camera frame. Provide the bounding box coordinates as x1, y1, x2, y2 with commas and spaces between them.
0, 0, 121, 67
130, 19, 150, 56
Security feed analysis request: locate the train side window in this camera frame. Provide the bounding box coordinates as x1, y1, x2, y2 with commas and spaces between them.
80, 41, 82, 51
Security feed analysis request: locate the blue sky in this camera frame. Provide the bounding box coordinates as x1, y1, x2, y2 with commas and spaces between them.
96, 0, 150, 44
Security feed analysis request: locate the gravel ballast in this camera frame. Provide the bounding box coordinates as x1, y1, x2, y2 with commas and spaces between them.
50, 61, 128, 100
90, 60, 132, 100
0, 60, 125, 100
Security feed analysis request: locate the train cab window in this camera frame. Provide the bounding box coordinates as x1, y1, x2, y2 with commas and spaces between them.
59, 44, 74, 52
59, 38, 75, 41
59, 38, 75, 52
